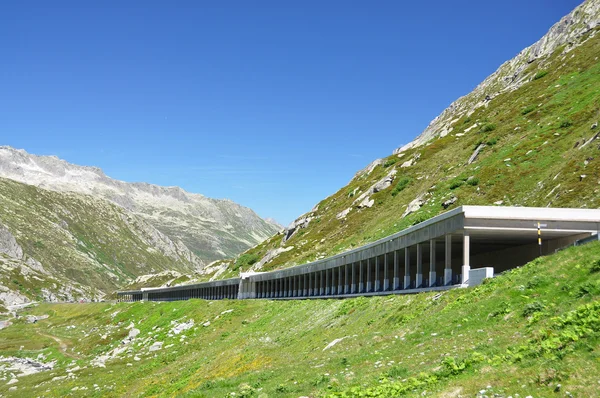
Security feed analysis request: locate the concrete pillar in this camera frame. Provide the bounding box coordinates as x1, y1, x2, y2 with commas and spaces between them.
462, 231, 470, 284
374, 256, 380, 292
429, 239, 437, 287
351, 262, 356, 293
393, 251, 399, 290
303, 274, 308, 296
325, 269, 330, 295
338, 266, 343, 295
445, 234, 453, 285
142, 292, 148, 301
404, 247, 411, 289
366, 258, 372, 292
308, 273, 313, 296
344, 264, 349, 294
383, 253, 389, 291
416, 243, 423, 288
319, 271, 324, 296
359, 261, 364, 293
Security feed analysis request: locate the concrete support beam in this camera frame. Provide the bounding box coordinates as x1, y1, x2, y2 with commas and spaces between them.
404, 247, 411, 289
374, 256, 380, 292
366, 258, 372, 293
429, 239, 437, 287
359, 260, 364, 293
393, 251, 399, 290
445, 234, 453, 286
416, 243, 423, 288
383, 253, 389, 291
462, 231, 470, 284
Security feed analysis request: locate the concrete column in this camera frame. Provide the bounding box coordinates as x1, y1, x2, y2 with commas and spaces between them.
383, 253, 389, 291
351, 262, 356, 293
303, 274, 308, 296
338, 266, 343, 295
308, 273, 313, 296
429, 239, 437, 287
319, 271, 323, 296
404, 247, 411, 289
462, 231, 470, 284
142, 292, 148, 301
344, 264, 349, 294
374, 256, 380, 292
416, 243, 423, 288
359, 261, 364, 293
325, 269, 330, 295
445, 234, 453, 285
366, 258, 372, 292
393, 251, 400, 290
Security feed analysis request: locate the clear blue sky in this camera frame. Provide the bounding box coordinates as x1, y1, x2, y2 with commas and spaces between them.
1, 0, 581, 225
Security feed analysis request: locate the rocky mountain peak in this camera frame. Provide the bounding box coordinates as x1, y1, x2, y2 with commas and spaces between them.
395, 0, 600, 153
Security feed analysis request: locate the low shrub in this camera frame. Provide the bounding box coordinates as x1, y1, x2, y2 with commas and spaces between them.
521, 105, 536, 115
481, 123, 497, 133
391, 177, 410, 196
534, 70, 548, 80
560, 120, 573, 128
467, 177, 479, 186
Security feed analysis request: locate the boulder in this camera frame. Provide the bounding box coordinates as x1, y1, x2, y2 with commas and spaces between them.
402, 195, 425, 218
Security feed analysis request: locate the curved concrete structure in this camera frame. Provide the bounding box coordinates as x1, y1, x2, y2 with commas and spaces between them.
117, 206, 600, 302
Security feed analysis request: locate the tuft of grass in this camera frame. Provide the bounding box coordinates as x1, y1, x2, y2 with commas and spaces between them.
391, 177, 410, 196
534, 70, 548, 80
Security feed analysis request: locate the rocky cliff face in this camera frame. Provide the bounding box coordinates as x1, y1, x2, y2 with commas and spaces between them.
0, 146, 280, 263
395, 0, 600, 153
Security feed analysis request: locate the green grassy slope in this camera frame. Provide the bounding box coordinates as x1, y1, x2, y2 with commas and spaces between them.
1, 242, 599, 397
210, 28, 600, 280
0, 177, 201, 300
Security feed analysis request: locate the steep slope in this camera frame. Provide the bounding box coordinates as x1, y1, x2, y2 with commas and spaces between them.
1, 242, 599, 397
212, 1, 600, 278
0, 147, 280, 263
0, 177, 205, 307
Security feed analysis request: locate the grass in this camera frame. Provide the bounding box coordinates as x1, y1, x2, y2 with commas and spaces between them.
1, 242, 599, 397
209, 27, 600, 280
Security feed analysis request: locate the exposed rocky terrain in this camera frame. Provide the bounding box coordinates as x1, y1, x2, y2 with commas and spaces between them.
0, 146, 280, 264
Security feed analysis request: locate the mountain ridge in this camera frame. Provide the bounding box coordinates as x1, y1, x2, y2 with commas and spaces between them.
0, 146, 280, 264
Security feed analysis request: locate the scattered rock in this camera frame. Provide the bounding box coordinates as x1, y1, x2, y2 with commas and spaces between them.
336, 207, 352, 220
592, 122, 598, 130
494, 200, 504, 205
580, 174, 587, 181
323, 336, 350, 351
442, 197, 457, 209
202, 321, 211, 327
171, 319, 194, 335
402, 195, 425, 218
148, 341, 163, 352
7, 378, 18, 385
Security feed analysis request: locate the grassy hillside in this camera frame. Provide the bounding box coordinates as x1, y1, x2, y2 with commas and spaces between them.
209, 27, 600, 280
0, 177, 202, 302
1, 242, 599, 397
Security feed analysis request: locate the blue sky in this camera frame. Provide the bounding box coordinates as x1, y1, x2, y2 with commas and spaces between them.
1, 0, 580, 225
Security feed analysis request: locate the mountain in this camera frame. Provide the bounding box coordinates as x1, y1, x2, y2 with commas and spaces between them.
0, 177, 203, 309
0, 146, 280, 264
213, 0, 600, 278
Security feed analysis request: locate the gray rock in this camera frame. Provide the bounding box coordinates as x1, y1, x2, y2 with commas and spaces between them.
402, 195, 425, 218
148, 341, 163, 352
592, 122, 598, 130
442, 197, 457, 209
468, 144, 486, 165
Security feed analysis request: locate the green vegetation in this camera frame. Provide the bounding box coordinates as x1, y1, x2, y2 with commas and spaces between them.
1, 242, 599, 397
209, 27, 600, 279
533, 70, 548, 80
234, 252, 261, 271
480, 123, 497, 132
383, 158, 397, 167
521, 104, 536, 115
391, 177, 411, 196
